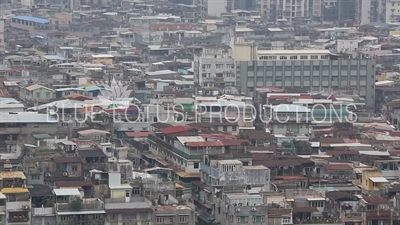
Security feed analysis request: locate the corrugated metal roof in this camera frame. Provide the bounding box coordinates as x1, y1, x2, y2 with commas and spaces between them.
186, 141, 223, 147
0, 113, 58, 123
13, 16, 49, 24
32, 133, 52, 140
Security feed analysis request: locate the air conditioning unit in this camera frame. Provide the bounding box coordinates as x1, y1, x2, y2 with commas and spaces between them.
22, 205, 29, 210
235, 208, 241, 212
45, 173, 51, 177
63, 172, 68, 176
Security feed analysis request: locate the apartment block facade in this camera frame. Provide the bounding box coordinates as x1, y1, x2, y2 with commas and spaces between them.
236, 59, 376, 106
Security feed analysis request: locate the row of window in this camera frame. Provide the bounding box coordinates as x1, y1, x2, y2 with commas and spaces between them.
202, 64, 234, 69
156, 216, 189, 223
258, 55, 330, 60
257, 76, 369, 82
247, 65, 368, 71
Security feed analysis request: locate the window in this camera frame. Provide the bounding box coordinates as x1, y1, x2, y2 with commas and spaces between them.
169, 217, 174, 223
194, 163, 199, 169
290, 56, 298, 59
321, 55, 329, 59
125, 190, 130, 197
140, 213, 148, 219
94, 135, 101, 140
132, 187, 140, 195
179, 216, 188, 223
31, 175, 40, 180
156, 217, 165, 223
282, 216, 291, 224
280, 56, 288, 60
36, 92, 40, 98
300, 55, 308, 59
72, 166, 77, 171
277, 124, 284, 128
237, 216, 249, 223
310, 55, 318, 59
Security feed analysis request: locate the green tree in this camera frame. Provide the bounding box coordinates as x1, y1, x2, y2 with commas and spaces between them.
292, 140, 311, 155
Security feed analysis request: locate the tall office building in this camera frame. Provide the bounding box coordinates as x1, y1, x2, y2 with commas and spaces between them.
235, 50, 376, 106
323, 0, 356, 22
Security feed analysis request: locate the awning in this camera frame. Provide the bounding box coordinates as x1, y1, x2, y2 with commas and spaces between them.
175, 171, 200, 178
1, 188, 29, 194
369, 177, 389, 183
32, 133, 52, 140
175, 183, 184, 189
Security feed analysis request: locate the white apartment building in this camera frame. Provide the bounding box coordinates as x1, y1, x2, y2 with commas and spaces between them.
336, 36, 379, 57
0, 19, 4, 54
386, 0, 400, 23
199, 0, 232, 17
356, 0, 386, 25
194, 46, 235, 88
256, 0, 310, 23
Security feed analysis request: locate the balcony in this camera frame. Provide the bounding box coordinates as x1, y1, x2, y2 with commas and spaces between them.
200, 163, 220, 178
340, 212, 364, 222
32, 207, 55, 216
365, 210, 391, 220
8, 216, 29, 223
56, 198, 104, 212
51, 171, 81, 179
6, 201, 30, 211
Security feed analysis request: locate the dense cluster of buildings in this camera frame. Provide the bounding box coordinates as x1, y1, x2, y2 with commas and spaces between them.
0, 0, 399, 225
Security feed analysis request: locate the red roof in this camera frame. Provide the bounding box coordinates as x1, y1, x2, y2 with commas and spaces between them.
159, 125, 192, 135
186, 141, 224, 147
125, 132, 149, 138
220, 139, 250, 146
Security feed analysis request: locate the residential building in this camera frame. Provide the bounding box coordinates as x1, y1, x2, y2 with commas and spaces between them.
154, 205, 195, 225
386, 0, 400, 23
0, 18, 4, 54
266, 104, 311, 135
198, 0, 232, 17
194, 45, 235, 88
29, 185, 56, 225
21, 84, 55, 103
355, 169, 389, 196
0, 171, 30, 225
53, 188, 105, 225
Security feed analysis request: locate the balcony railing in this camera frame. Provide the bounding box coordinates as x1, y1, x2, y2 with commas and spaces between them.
32, 207, 55, 216
8, 217, 29, 223
200, 163, 220, 178
56, 199, 104, 212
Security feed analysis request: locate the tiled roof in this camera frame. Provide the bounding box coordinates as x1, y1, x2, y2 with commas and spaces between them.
159, 125, 192, 135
